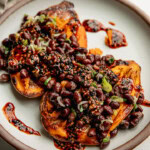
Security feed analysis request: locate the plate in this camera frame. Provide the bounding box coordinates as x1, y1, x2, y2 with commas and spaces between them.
0, 0, 150, 150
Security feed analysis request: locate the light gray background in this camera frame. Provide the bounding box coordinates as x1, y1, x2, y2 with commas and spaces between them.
0, 0, 150, 149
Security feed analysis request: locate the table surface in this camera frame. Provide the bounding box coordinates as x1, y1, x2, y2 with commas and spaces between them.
0, 0, 150, 149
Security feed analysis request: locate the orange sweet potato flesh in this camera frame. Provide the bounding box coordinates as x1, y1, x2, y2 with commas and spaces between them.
10, 1, 87, 98
40, 92, 99, 145
11, 72, 44, 98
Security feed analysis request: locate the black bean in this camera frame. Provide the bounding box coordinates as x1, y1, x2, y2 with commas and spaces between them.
103, 105, 113, 115
63, 98, 71, 107
96, 88, 103, 96
76, 120, 84, 128
130, 118, 139, 128
74, 75, 82, 83
20, 69, 28, 79
105, 98, 111, 105
2, 38, 13, 48
76, 47, 88, 54
46, 47, 52, 54
66, 48, 75, 55
59, 73, 66, 80
70, 35, 77, 43
96, 115, 105, 122
68, 112, 75, 122
137, 93, 144, 104
87, 54, 95, 63
49, 92, 59, 102
136, 105, 143, 112
96, 73, 103, 83
9, 34, 16, 42
110, 101, 120, 109
72, 41, 79, 47
58, 33, 67, 41
88, 128, 96, 137
0, 74, 10, 82
8, 59, 19, 71
124, 94, 134, 104
65, 81, 77, 91
22, 32, 31, 40
86, 64, 93, 70
96, 61, 101, 66
131, 112, 143, 120
99, 141, 110, 149
83, 59, 91, 64
53, 82, 62, 93
74, 91, 82, 104
47, 78, 56, 89
61, 108, 70, 118
94, 55, 101, 62
98, 131, 107, 139
56, 47, 64, 54
119, 120, 129, 129
110, 128, 118, 138
76, 53, 86, 62
61, 90, 73, 97
103, 121, 111, 131
66, 75, 73, 80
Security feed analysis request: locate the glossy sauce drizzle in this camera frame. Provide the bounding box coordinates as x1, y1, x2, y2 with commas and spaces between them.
82, 19, 127, 49
54, 139, 85, 150
3, 102, 41, 136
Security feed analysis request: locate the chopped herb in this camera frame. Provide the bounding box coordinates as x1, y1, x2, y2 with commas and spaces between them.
100, 101, 104, 105
79, 105, 84, 112
91, 70, 97, 78
113, 109, 118, 116
22, 39, 28, 46
102, 77, 112, 92
65, 38, 71, 43
38, 14, 46, 23
71, 108, 77, 117
108, 57, 114, 64
111, 96, 124, 103
44, 77, 52, 86
91, 82, 97, 88
51, 17, 57, 26
2, 46, 9, 55
123, 98, 127, 102
102, 136, 110, 143
133, 103, 137, 111
77, 63, 84, 67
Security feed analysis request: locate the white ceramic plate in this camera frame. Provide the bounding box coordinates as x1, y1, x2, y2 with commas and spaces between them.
0, 0, 150, 150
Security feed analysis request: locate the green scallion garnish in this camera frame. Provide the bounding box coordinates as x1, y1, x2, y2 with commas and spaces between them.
44, 77, 52, 86
102, 76, 112, 92
102, 136, 110, 143
91, 82, 97, 88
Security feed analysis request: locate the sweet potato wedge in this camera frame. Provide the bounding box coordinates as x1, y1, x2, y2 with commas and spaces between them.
9, 1, 87, 98
11, 72, 44, 98
108, 60, 142, 134
40, 92, 99, 145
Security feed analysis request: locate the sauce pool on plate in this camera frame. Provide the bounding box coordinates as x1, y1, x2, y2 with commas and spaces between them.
3, 102, 41, 136
82, 19, 127, 49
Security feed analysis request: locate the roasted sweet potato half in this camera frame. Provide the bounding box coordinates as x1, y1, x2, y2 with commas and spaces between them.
40, 92, 99, 145
11, 72, 44, 98
40, 60, 143, 145
9, 1, 87, 98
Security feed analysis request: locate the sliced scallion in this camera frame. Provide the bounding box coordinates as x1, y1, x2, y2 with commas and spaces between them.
102, 76, 112, 92
44, 77, 52, 86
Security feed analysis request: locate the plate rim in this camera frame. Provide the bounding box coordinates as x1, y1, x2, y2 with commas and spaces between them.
0, 0, 150, 150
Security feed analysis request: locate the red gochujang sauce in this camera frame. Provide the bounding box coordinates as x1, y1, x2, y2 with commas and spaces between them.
82, 19, 127, 49
54, 139, 86, 150
3, 102, 41, 136
108, 21, 116, 26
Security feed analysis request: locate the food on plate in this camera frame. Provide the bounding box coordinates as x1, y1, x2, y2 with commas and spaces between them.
0, 1, 87, 98
0, 1, 149, 150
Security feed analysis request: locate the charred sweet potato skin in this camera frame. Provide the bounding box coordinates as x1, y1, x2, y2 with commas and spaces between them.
11, 72, 44, 98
